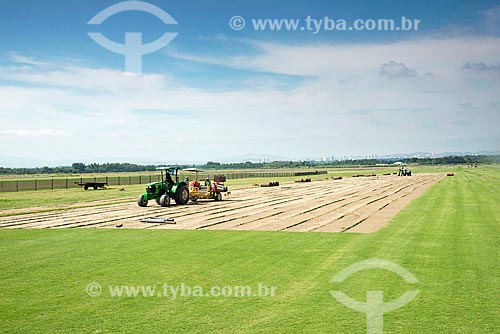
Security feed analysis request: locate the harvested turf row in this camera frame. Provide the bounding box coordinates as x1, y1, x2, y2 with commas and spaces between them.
346, 174, 444, 233
226, 177, 407, 232
59, 180, 349, 229
176, 182, 371, 229
196, 183, 375, 230
0, 174, 443, 234
252, 176, 420, 232
312, 174, 442, 233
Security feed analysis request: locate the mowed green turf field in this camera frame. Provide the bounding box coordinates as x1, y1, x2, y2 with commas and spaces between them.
0, 166, 499, 333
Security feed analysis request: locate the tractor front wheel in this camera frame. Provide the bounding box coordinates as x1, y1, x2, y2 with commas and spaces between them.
174, 184, 190, 205
215, 193, 223, 201
160, 194, 171, 207
137, 194, 148, 207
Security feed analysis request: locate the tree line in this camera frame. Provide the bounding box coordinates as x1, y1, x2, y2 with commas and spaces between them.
0, 155, 498, 175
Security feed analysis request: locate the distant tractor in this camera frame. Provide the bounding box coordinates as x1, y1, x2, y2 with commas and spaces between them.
137, 167, 189, 207
398, 166, 412, 176
183, 168, 228, 202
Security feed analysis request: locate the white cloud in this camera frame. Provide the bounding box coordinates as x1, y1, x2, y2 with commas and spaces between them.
1, 129, 71, 137
9, 52, 47, 66
379, 61, 417, 78
1, 64, 171, 94
169, 37, 500, 78
1, 38, 499, 166
462, 61, 500, 72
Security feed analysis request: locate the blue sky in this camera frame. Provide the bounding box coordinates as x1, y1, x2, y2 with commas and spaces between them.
1, 0, 499, 166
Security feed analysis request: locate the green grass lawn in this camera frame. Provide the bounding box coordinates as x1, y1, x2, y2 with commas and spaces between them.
0, 166, 499, 333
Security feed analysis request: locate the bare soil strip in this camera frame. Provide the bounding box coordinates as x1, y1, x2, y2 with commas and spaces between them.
0, 174, 444, 233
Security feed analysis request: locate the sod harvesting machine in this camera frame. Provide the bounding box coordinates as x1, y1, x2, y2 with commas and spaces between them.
183, 168, 228, 202
137, 167, 189, 207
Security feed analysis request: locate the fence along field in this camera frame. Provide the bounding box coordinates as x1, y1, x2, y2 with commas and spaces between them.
0, 170, 327, 192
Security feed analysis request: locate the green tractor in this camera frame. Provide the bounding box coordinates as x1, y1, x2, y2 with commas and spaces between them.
137, 167, 189, 207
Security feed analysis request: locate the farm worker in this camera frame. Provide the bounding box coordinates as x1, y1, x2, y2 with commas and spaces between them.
184, 177, 189, 183
165, 171, 174, 187
205, 178, 211, 187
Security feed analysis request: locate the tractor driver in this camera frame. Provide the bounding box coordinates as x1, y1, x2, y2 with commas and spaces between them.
204, 178, 211, 187
165, 170, 175, 188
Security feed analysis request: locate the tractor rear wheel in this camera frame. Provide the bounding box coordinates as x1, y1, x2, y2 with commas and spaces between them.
215, 193, 222, 201
137, 194, 148, 207
174, 184, 189, 205
160, 194, 171, 207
